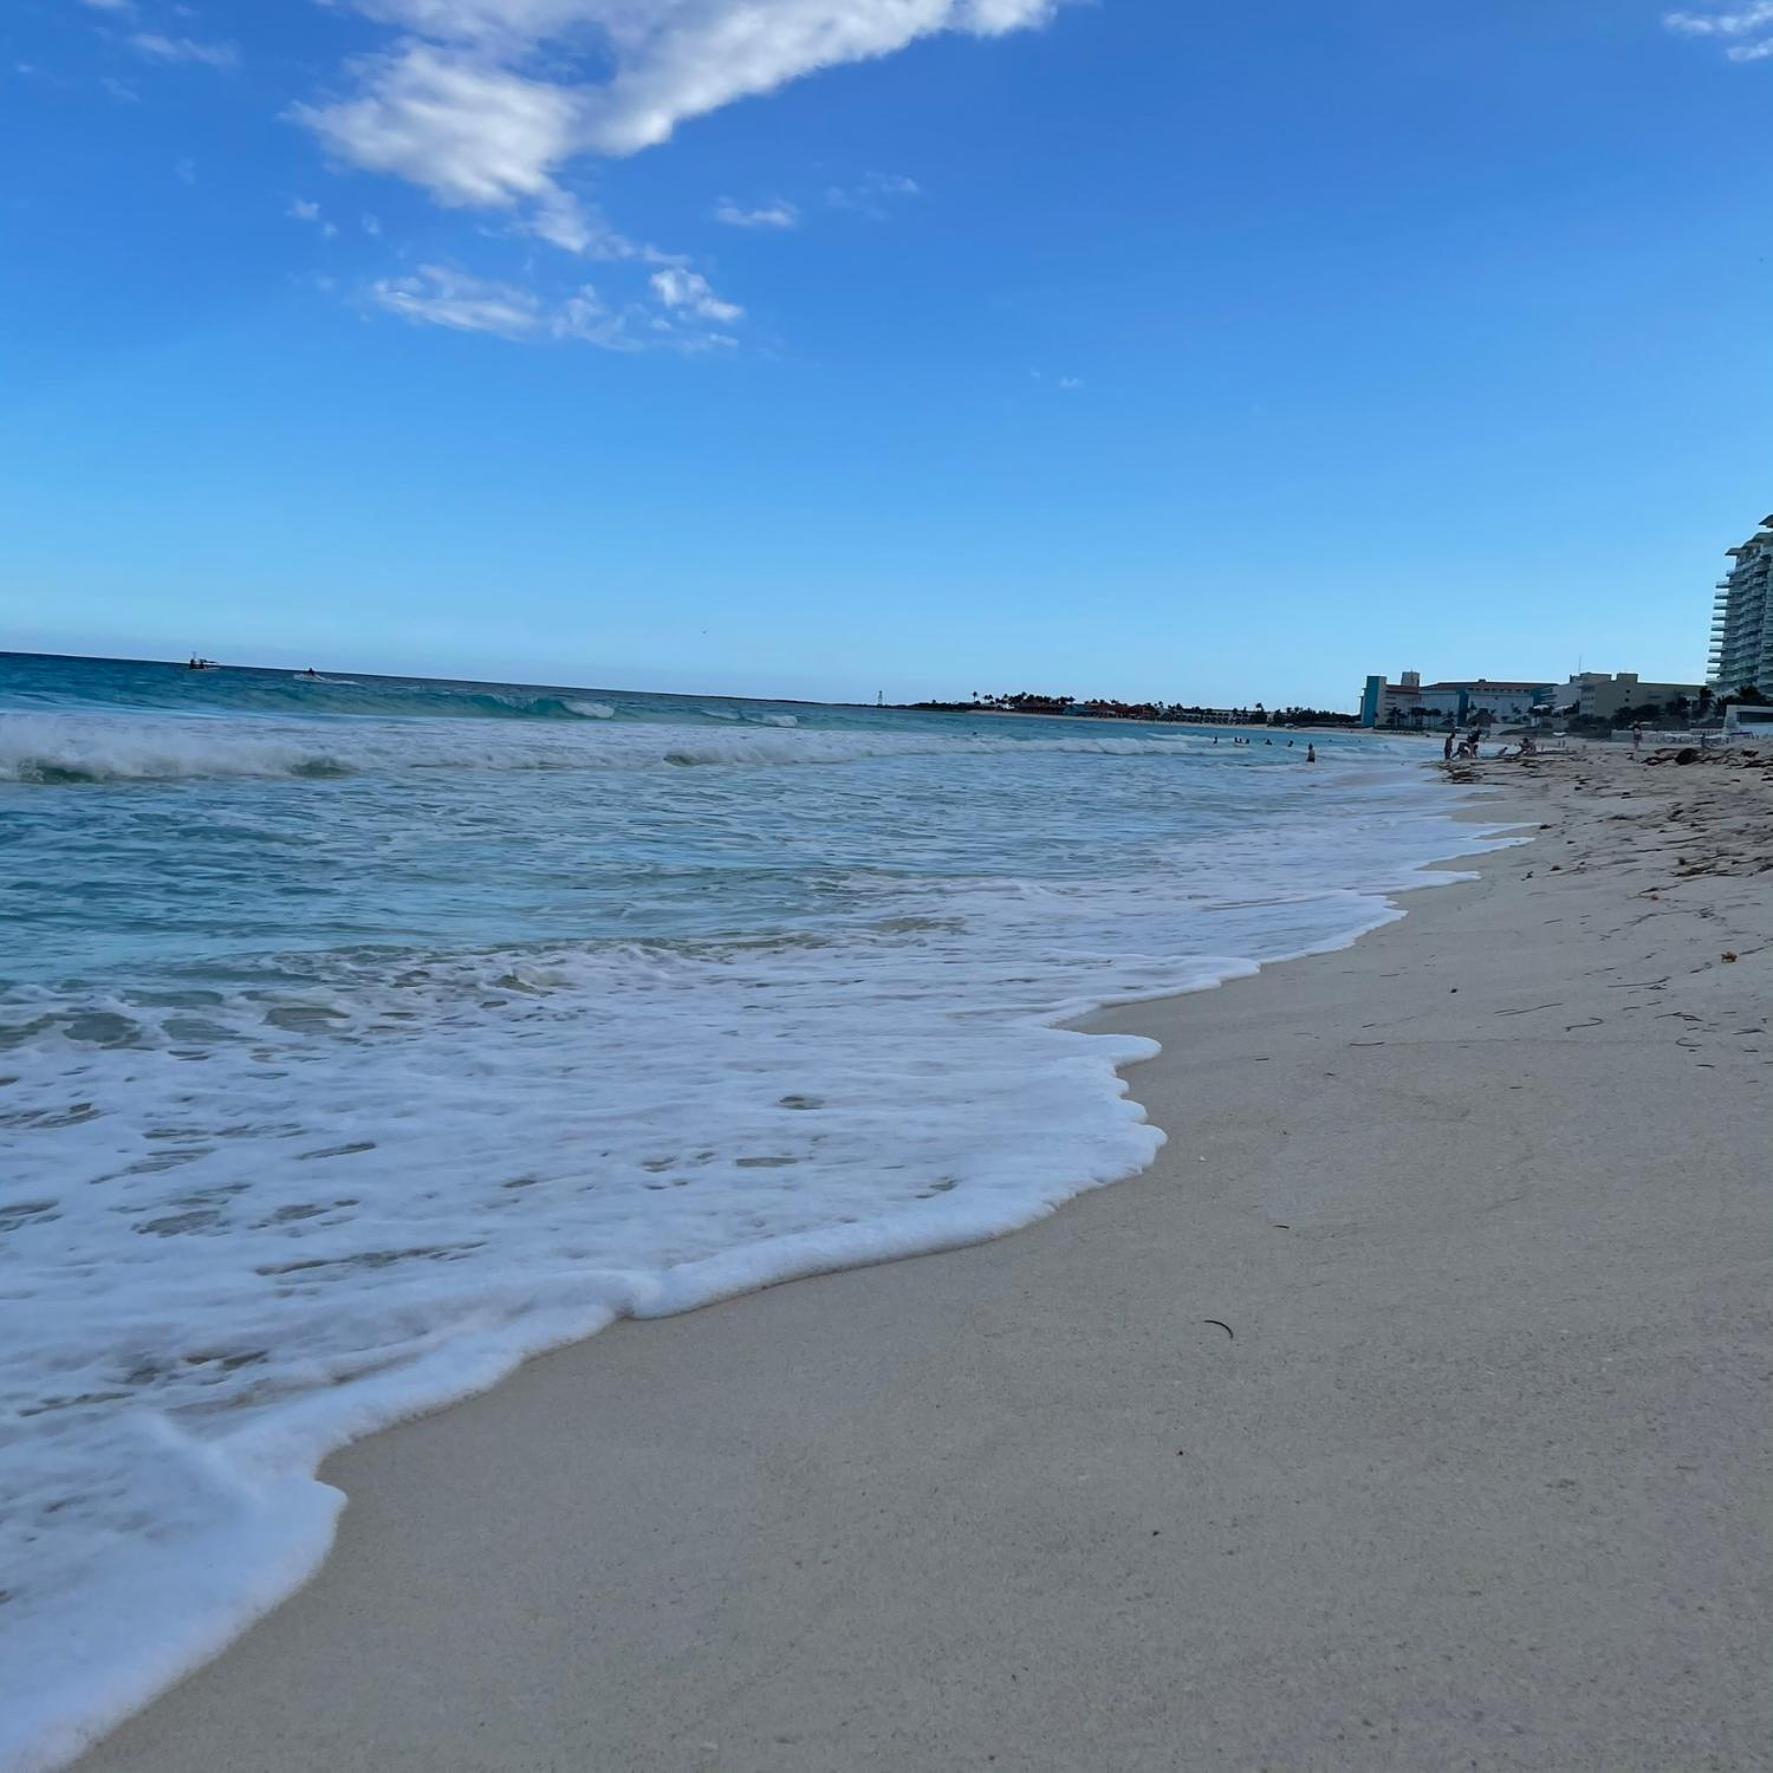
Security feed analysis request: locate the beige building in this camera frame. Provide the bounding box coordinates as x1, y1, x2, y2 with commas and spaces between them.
1555, 672, 1703, 724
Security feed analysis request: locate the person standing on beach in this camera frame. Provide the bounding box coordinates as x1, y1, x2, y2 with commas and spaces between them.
1444, 732, 1455, 762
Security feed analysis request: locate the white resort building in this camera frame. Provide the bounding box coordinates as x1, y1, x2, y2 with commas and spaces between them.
1708, 516, 1773, 695
1359, 672, 1554, 729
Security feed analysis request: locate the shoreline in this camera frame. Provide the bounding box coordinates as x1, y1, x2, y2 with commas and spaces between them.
3, 730, 1473, 1773
73, 747, 1772, 1771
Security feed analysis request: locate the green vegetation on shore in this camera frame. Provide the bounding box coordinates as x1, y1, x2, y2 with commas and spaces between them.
903, 691, 1360, 727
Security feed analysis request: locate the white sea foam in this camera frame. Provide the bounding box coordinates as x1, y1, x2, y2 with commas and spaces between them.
0, 715, 1510, 1773
0, 708, 1203, 785
0, 714, 352, 783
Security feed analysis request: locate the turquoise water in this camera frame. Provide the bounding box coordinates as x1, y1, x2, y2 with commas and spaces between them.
0, 652, 1493, 1771
1, 655, 1287, 977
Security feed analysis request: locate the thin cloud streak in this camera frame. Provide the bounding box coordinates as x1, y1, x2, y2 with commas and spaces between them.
1664, 0, 1773, 33
370, 264, 740, 351
714, 198, 799, 229
1664, 1, 1773, 58
131, 32, 240, 69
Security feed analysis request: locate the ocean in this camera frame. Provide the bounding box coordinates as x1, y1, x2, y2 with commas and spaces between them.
0, 653, 1494, 1769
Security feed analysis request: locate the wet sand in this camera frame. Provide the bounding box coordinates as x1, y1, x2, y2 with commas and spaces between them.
80, 746, 1773, 1771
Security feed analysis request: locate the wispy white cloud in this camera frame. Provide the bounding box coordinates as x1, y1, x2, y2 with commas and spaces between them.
372, 265, 547, 339
553, 285, 638, 350
288, 197, 340, 237
369, 263, 738, 350
295, 46, 576, 207
522, 184, 600, 251
1664, 1, 1773, 58
577, 3, 1052, 156
1664, 0, 1773, 32
296, 4, 1051, 356
517, 186, 681, 262
131, 32, 240, 69
826, 169, 921, 216
650, 265, 743, 322
296, 3, 1051, 217
78, 0, 134, 10
175, 155, 196, 184
714, 197, 799, 229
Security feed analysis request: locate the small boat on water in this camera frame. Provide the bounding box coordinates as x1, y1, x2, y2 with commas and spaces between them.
186, 655, 217, 670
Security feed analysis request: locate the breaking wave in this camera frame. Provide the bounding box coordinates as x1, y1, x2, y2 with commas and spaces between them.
0, 711, 1205, 787
0, 717, 354, 785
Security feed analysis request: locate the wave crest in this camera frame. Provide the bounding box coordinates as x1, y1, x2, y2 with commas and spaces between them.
0, 716, 353, 784
0, 711, 1204, 787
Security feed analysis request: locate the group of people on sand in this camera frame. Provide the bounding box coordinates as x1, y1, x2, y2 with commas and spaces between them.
1444, 728, 1536, 764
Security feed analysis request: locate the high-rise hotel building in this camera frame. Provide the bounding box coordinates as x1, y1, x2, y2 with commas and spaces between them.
1709, 515, 1773, 693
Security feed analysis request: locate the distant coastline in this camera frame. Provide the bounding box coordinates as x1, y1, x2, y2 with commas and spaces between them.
898, 692, 1361, 729
928, 706, 1358, 734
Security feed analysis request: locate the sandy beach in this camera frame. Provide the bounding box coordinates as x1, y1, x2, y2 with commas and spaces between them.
77, 746, 1772, 1773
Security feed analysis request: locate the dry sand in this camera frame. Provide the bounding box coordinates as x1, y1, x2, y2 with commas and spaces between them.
80, 747, 1773, 1772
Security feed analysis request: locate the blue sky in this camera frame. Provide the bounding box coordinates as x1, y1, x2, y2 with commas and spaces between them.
2, 0, 1769, 706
